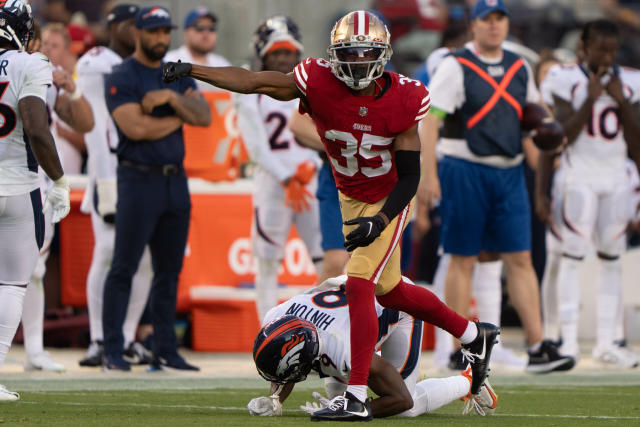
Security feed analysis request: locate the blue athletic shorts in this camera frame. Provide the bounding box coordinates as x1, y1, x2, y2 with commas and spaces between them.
316, 163, 345, 251
438, 156, 531, 255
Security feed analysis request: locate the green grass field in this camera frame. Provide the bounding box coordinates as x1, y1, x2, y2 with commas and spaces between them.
1, 375, 639, 426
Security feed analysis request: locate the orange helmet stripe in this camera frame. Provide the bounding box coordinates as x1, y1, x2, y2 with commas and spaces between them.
254, 317, 315, 362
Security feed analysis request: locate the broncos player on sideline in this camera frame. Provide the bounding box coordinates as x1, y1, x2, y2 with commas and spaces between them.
16, 18, 94, 374
536, 19, 640, 368
235, 16, 323, 322
248, 276, 498, 418
163, 10, 499, 420
74, 3, 154, 368
0, 0, 70, 400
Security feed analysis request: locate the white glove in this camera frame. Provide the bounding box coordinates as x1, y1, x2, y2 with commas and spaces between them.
96, 178, 117, 219
43, 176, 70, 223
247, 395, 282, 416
299, 391, 331, 415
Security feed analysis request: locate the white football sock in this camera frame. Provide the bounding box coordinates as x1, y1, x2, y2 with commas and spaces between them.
459, 322, 478, 345
123, 249, 153, 347
0, 286, 26, 367
541, 249, 561, 341
595, 258, 622, 349
557, 256, 582, 356
432, 254, 453, 365
255, 257, 280, 322
472, 260, 502, 326
21, 276, 44, 356
86, 241, 112, 343
399, 375, 470, 416
345, 385, 368, 403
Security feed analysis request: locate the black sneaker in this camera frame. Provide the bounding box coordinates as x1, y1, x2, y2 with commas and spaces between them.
310, 392, 372, 422
79, 341, 103, 367
102, 354, 131, 372
461, 322, 500, 394
150, 353, 200, 372
526, 339, 575, 373
124, 342, 153, 365
448, 348, 468, 370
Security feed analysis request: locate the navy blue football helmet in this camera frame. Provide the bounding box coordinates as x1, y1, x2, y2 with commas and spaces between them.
253, 314, 319, 384
0, 0, 33, 50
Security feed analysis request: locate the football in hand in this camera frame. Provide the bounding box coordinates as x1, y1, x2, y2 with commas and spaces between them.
532, 120, 564, 151
521, 102, 549, 131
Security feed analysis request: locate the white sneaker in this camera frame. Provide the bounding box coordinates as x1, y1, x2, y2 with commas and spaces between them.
593, 346, 639, 369
490, 343, 526, 370
0, 384, 19, 401
24, 351, 66, 372
462, 379, 498, 416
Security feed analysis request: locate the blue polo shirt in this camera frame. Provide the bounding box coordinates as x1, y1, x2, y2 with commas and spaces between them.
105, 57, 197, 166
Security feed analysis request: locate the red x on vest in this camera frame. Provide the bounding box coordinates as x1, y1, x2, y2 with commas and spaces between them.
457, 57, 524, 129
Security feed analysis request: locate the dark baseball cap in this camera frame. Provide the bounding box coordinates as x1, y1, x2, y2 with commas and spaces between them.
471, 0, 509, 20
184, 6, 218, 29
106, 4, 139, 25
135, 6, 176, 30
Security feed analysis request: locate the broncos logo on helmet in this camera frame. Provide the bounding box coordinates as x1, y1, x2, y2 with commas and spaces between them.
0, 0, 33, 50
328, 10, 392, 90
253, 314, 319, 384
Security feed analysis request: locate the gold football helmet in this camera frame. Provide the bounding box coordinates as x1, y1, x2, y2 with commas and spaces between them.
328, 10, 392, 90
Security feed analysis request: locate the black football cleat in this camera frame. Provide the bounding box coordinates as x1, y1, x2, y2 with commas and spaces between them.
79, 341, 104, 367
448, 348, 468, 370
149, 353, 200, 372
310, 392, 372, 422
461, 322, 500, 394
526, 340, 575, 373
123, 342, 153, 365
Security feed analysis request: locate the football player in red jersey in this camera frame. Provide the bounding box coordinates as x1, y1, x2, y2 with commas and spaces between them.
163, 10, 499, 422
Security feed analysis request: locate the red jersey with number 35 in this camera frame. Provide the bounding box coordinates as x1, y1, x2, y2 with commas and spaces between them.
293, 57, 430, 203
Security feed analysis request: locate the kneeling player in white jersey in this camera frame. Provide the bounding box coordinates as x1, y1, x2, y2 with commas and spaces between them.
235, 16, 323, 321
74, 4, 154, 367
0, 0, 70, 400
538, 19, 640, 367
248, 276, 498, 418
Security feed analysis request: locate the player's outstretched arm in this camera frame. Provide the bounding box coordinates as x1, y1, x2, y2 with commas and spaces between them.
163, 62, 300, 101
18, 96, 64, 181
367, 354, 414, 417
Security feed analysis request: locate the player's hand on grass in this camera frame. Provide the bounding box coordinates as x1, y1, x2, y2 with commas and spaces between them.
343, 214, 387, 252
299, 391, 331, 414
162, 61, 192, 83
247, 396, 282, 416
284, 179, 313, 213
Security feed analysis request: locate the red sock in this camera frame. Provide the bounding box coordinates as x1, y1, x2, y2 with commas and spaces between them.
346, 276, 378, 386
376, 279, 468, 338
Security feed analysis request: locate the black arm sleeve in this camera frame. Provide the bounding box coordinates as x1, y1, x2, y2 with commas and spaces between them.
379, 150, 421, 223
